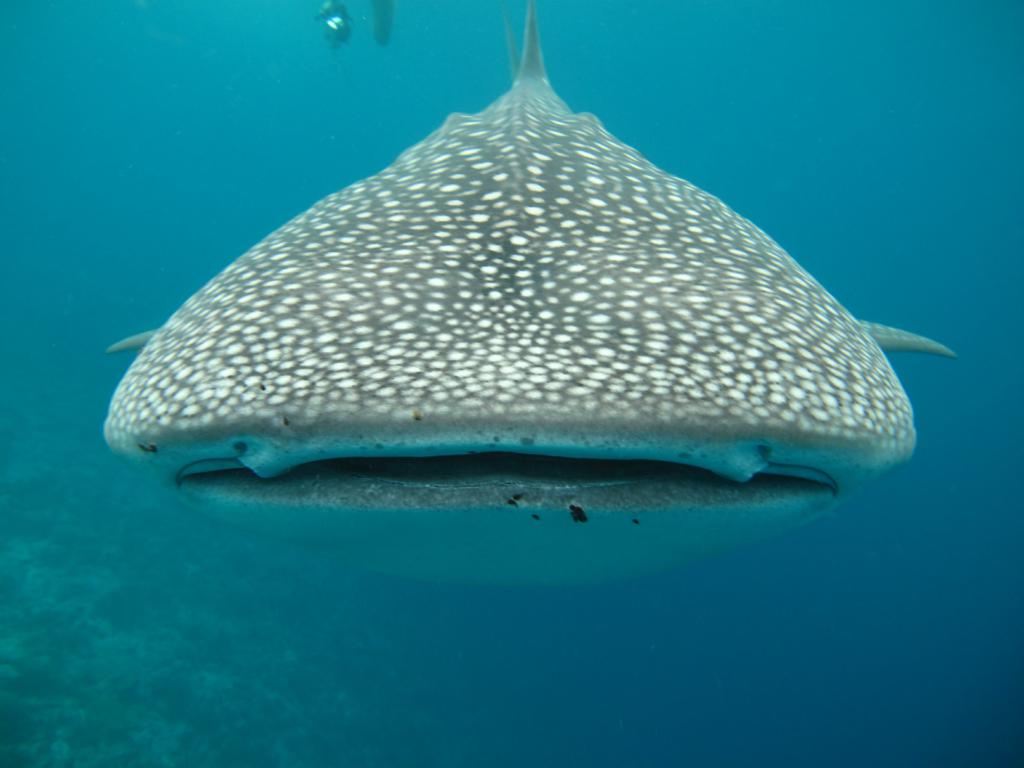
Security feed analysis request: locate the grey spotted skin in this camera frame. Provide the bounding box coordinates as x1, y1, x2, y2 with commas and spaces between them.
104, 2, 941, 582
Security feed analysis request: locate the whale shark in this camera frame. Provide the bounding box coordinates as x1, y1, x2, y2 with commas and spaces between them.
105, 2, 952, 582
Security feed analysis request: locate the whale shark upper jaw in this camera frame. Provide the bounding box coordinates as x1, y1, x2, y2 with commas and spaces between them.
107, 409, 901, 497
112, 412, 890, 514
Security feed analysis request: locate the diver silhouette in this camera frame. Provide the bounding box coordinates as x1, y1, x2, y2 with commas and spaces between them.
316, 0, 353, 48
315, 0, 394, 48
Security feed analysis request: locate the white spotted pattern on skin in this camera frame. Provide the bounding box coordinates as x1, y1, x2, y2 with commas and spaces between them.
105, 80, 914, 459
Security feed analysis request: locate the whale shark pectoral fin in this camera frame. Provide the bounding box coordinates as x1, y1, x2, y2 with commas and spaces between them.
860, 320, 957, 359
106, 329, 159, 355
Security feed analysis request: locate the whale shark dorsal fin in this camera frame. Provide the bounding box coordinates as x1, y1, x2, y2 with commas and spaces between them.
514, 0, 548, 85
106, 329, 158, 355
860, 321, 957, 358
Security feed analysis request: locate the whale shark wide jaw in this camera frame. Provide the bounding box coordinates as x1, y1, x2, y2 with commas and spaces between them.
108, 409, 890, 582
176, 450, 839, 583
104, 2, 949, 583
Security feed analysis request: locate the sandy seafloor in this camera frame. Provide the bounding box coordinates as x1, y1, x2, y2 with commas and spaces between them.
1, 1, 1022, 766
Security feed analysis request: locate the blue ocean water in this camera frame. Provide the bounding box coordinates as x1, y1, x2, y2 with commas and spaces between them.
2, 0, 1022, 765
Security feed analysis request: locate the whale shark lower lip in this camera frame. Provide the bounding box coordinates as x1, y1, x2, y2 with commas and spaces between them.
177, 452, 838, 583
177, 452, 838, 494
103, 1, 951, 582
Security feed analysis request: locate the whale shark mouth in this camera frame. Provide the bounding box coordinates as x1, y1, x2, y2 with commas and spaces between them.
177, 451, 837, 513
172, 451, 838, 583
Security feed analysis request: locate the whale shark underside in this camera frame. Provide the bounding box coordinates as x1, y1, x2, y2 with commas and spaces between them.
105, 2, 951, 583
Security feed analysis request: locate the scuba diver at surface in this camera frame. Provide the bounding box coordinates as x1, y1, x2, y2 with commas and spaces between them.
315, 0, 394, 48
316, 0, 353, 48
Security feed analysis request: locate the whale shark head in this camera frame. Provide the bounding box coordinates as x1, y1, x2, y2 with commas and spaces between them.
104, 3, 949, 582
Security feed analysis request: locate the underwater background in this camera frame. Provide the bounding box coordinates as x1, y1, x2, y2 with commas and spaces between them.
2, 0, 1022, 765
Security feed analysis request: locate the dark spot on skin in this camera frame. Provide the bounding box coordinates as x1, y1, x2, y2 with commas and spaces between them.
506, 498, 518, 507
531, 513, 540, 521
282, 417, 290, 427
233, 441, 247, 454
512, 493, 523, 501
520, 436, 535, 446
258, 383, 266, 392
137, 443, 158, 453
412, 409, 423, 421
632, 518, 640, 525
758, 444, 773, 460
569, 504, 587, 523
